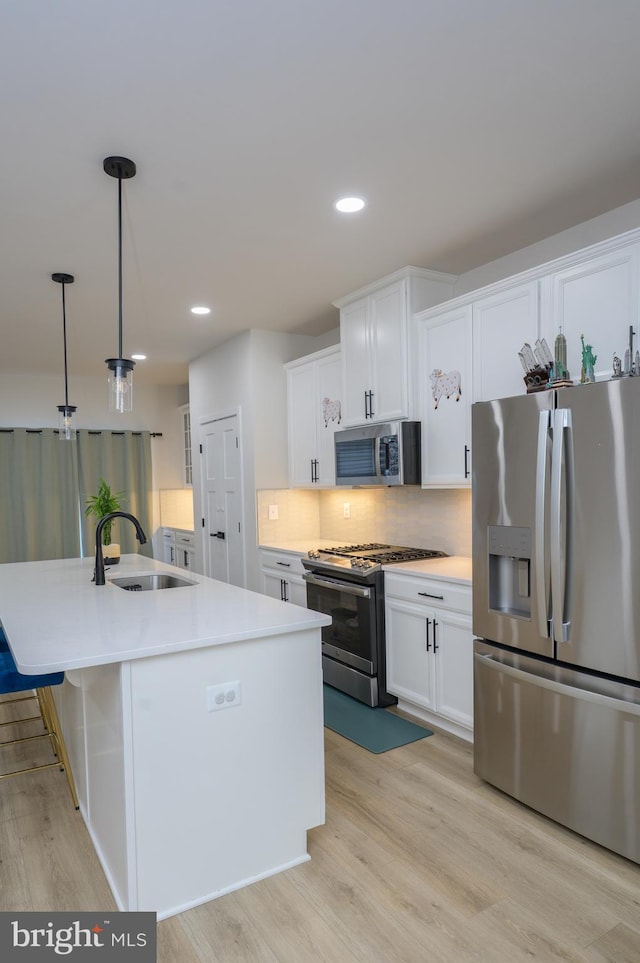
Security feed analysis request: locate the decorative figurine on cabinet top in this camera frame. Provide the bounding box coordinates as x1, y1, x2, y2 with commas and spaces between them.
518, 339, 561, 392
580, 334, 597, 384
550, 328, 572, 387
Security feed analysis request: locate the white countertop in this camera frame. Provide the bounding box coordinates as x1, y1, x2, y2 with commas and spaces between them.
0, 554, 330, 675
258, 539, 338, 555
383, 555, 472, 584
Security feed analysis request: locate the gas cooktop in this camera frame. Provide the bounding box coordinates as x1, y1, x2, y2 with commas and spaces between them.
303, 542, 447, 576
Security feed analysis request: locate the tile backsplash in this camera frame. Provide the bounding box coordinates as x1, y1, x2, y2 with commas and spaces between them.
257, 487, 472, 556
159, 488, 195, 531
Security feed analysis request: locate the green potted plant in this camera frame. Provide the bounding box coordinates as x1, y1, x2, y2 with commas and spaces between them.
85, 478, 126, 564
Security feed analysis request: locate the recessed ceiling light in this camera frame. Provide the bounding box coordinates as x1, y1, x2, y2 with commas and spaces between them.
191, 305, 211, 315
335, 196, 366, 214
131, 353, 146, 361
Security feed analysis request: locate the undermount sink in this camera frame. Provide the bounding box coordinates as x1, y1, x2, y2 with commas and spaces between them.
110, 573, 196, 592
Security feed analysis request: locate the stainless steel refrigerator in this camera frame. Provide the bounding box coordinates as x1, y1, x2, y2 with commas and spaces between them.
472, 376, 640, 864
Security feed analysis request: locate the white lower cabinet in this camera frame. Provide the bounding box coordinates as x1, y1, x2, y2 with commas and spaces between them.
173, 530, 196, 572
260, 550, 307, 605
161, 528, 196, 572
384, 572, 473, 740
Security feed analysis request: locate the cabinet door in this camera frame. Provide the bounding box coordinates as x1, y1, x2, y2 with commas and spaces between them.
287, 361, 319, 487
315, 352, 342, 486
545, 244, 640, 381
419, 305, 472, 487
161, 531, 175, 565
262, 570, 286, 601
385, 598, 436, 711
340, 298, 371, 426
286, 577, 308, 607
175, 547, 196, 571
432, 609, 473, 729
369, 280, 408, 422
473, 282, 539, 402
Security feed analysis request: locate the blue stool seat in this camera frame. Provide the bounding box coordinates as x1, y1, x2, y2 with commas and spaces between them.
0, 643, 64, 691
0, 627, 78, 808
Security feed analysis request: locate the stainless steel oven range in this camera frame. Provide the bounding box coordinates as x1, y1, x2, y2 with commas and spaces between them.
302, 543, 447, 707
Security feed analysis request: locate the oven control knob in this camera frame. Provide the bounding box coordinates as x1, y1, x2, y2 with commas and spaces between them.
350, 557, 363, 568
308, 550, 320, 558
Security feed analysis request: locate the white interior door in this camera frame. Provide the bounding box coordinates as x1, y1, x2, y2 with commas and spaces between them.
200, 413, 245, 586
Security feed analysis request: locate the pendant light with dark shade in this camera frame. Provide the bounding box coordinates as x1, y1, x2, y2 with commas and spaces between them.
104, 155, 137, 413
53, 272, 77, 441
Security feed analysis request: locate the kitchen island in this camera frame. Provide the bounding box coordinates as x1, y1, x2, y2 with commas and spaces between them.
0, 554, 331, 919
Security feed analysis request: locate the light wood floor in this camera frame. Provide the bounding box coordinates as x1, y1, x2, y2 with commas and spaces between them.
1, 695, 639, 963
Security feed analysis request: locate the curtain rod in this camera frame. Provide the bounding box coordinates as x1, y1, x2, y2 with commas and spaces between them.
0, 429, 162, 436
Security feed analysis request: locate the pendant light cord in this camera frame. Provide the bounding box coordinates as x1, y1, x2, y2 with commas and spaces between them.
117, 171, 124, 359
61, 281, 69, 407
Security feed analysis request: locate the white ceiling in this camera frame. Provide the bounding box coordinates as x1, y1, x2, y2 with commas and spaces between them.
3, 0, 640, 387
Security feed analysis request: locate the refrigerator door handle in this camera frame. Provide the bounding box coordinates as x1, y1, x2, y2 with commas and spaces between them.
535, 409, 551, 638
550, 408, 574, 644
474, 652, 640, 716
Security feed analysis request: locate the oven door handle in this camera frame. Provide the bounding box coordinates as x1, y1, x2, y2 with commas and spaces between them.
302, 572, 372, 598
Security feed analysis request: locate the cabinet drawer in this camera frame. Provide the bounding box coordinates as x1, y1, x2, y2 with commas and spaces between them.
174, 530, 195, 548
260, 550, 305, 577
384, 573, 471, 614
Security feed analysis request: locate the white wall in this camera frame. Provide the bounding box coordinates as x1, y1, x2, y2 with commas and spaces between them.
0, 372, 188, 555
189, 329, 329, 590
455, 198, 640, 295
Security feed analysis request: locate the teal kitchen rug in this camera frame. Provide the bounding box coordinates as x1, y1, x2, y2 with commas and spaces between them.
323, 684, 433, 754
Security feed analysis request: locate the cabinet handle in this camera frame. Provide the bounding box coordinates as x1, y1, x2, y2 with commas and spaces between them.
210, 531, 226, 540
364, 390, 375, 419
276, 561, 291, 567
281, 578, 289, 602
170, 547, 175, 563
418, 591, 444, 601
433, 619, 439, 652
464, 445, 470, 479
183, 550, 189, 567
426, 618, 431, 652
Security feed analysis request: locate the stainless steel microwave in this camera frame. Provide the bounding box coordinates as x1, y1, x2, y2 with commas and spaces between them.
334, 421, 421, 486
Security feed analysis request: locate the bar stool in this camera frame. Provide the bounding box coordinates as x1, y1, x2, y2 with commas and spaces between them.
0, 629, 79, 809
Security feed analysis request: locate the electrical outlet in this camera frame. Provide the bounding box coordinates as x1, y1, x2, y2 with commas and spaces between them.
343, 502, 351, 518
207, 681, 242, 712
268, 504, 279, 520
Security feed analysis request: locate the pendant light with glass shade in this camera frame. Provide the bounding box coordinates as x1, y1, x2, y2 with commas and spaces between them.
103, 155, 137, 413
53, 272, 77, 441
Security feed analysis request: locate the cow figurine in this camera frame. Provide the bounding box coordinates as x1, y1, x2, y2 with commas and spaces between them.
322, 397, 341, 426
430, 369, 462, 409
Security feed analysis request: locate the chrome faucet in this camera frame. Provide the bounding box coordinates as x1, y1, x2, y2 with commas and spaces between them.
94, 511, 147, 586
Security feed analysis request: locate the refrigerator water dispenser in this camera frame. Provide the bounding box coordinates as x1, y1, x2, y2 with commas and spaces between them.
488, 526, 532, 619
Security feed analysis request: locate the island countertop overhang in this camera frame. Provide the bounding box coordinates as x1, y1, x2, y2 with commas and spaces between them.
0, 554, 331, 674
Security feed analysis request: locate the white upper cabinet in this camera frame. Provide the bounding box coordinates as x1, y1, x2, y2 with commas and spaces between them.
542, 244, 640, 382
417, 304, 472, 488
285, 345, 342, 487
412, 233, 640, 490
472, 281, 540, 402
336, 267, 455, 427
